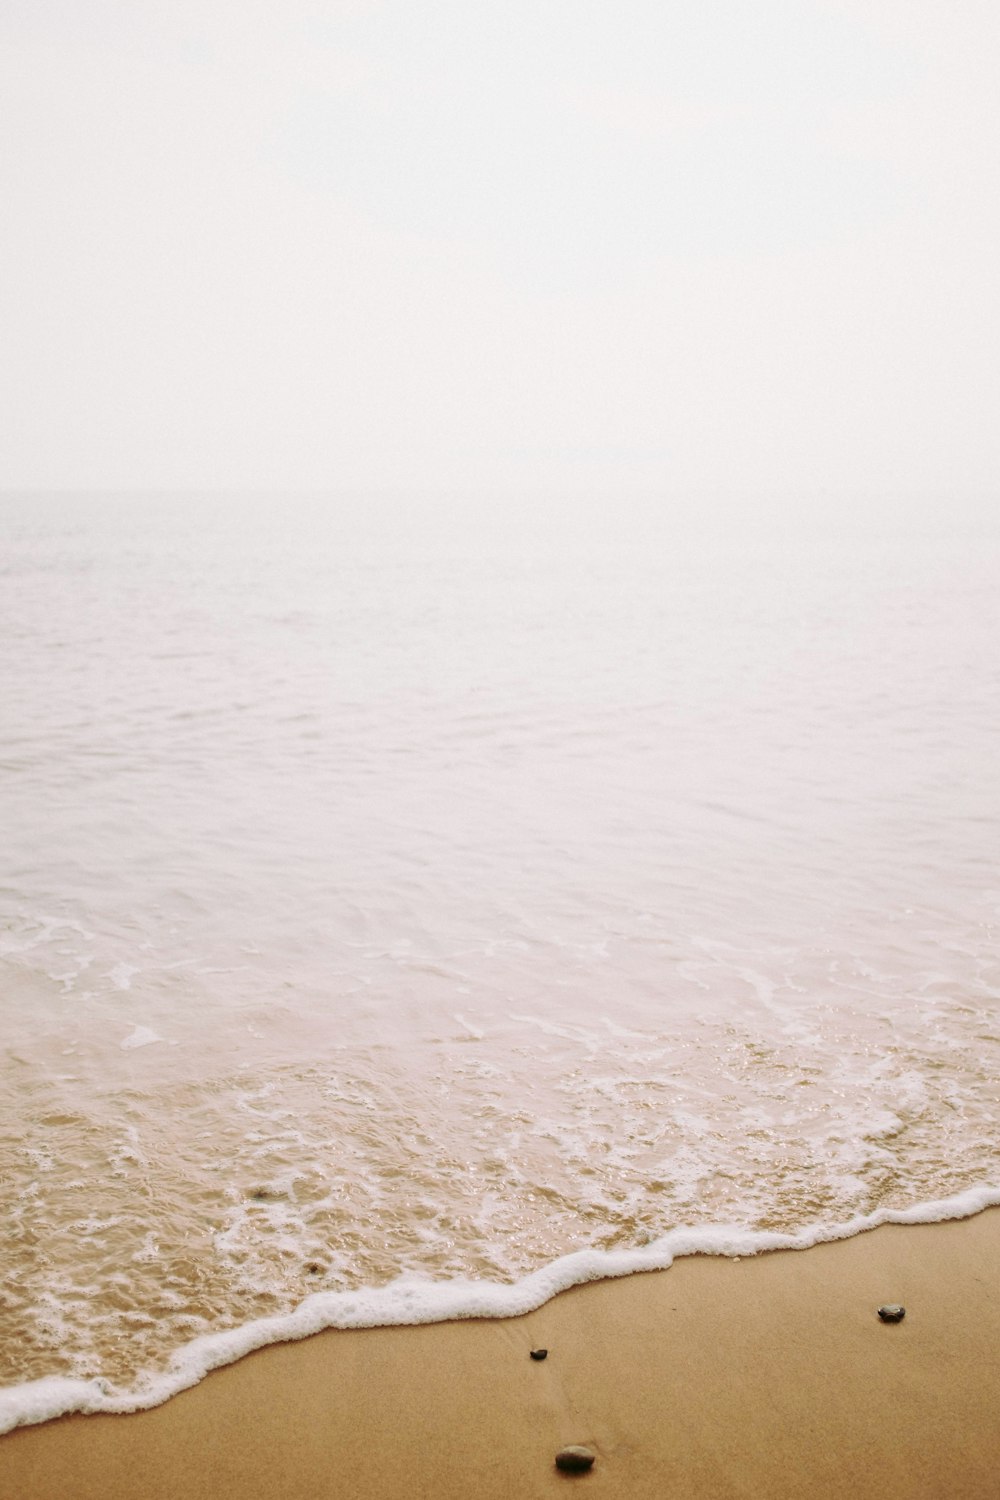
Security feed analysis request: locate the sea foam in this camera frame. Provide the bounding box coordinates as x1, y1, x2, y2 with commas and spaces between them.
2, 1184, 998, 1436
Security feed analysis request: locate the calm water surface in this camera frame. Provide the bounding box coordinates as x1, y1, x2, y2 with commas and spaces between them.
2, 493, 999, 1401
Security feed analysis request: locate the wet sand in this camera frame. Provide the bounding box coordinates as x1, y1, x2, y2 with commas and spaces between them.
3, 1208, 999, 1499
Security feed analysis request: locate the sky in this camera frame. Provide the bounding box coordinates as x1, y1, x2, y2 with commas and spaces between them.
1, 0, 998, 508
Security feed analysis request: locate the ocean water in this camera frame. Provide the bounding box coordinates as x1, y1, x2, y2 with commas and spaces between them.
2, 492, 999, 1430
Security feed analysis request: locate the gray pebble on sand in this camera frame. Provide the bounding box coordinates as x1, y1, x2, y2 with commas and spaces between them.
555, 1445, 596, 1473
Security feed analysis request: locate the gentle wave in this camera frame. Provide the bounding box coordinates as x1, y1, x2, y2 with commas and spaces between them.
3, 1184, 998, 1435
3, 497, 999, 1435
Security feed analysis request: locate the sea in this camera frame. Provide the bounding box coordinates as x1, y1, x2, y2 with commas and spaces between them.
2, 491, 999, 1431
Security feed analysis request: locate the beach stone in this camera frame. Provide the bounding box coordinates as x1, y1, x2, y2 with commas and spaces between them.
555, 1445, 596, 1473
530, 1348, 548, 1360
877, 1304, 906, 1322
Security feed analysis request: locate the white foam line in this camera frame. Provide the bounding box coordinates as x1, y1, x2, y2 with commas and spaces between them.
3, 1182, 1000, 1435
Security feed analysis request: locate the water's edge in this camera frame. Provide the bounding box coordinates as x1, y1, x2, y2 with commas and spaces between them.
4, 1182, 999, 1437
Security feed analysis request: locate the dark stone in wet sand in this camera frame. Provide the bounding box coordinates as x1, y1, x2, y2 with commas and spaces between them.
877, 1304, 906, 1322
555, 1445, 596, 1473
530, 1348, 548, 1360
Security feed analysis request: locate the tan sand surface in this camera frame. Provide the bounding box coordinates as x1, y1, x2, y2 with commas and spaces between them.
3, 1208, 999, 1499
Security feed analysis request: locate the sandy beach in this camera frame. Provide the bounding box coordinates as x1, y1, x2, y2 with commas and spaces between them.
3, 1207, 999, 1499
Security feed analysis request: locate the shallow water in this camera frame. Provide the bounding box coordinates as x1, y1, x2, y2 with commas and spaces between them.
2, 493, 999, 1423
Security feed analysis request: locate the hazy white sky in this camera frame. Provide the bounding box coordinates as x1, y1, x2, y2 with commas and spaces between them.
2, 1, 998, 505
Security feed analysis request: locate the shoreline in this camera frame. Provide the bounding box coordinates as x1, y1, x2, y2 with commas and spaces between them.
4, 1182, 1000, 1434
3, 1208, 1000, 1497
